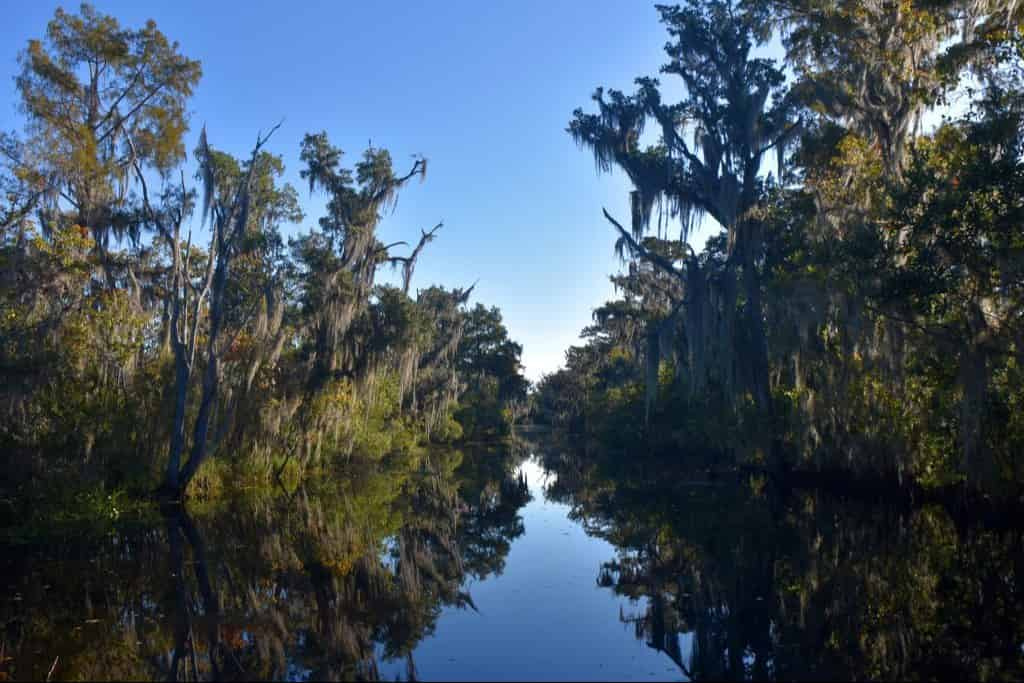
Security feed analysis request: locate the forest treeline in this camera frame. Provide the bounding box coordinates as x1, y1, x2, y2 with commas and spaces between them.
533, 0, 1024, 495
0, 5, 528, 502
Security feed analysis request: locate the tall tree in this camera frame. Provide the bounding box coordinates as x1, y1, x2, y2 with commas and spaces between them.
151, 125, 282, 497
15, 3, 200, 280
776, 0, 1021, 177
570, 0, 797, 415
295, 132, 427, 388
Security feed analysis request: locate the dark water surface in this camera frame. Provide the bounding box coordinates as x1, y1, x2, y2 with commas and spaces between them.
2, 429, 1023, 680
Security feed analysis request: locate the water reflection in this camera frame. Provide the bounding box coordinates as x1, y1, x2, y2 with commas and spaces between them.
2, 432, 1024, 680
0, 446, 532, 681
539, 443, 1024, 681
163, 508, 222, 680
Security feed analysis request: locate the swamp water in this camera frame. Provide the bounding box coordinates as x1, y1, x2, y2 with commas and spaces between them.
2, 429, 1023, 681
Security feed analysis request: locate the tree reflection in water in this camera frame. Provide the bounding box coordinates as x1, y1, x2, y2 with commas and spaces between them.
4, 435, 1021, 680
0, 445, 531, 681
540, 443, 1024, 681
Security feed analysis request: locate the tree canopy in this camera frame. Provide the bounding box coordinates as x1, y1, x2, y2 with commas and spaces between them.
539, 0, 1024, 494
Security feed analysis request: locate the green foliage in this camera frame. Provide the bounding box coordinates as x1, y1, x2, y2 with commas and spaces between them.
0, 6, 522, 506
15, 3, 201, 247
553, 0, 1024, 495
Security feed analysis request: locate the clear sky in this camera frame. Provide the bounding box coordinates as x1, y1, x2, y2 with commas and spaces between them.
0, 1, 719, 381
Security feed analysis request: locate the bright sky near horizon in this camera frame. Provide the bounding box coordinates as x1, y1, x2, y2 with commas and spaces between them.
0, 1, 724, 381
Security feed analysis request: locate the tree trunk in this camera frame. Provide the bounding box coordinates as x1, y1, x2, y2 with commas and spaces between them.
742, 253, 770, 413
960, 304, 992, 489
645, 330, 659, 426
163, 350, 190, 492
176, 256, 229, 494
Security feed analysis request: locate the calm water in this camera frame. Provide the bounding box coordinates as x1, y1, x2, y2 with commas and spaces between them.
2, 430, 1023, 680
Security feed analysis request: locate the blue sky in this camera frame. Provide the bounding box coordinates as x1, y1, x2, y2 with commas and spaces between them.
1, 1, 721, 380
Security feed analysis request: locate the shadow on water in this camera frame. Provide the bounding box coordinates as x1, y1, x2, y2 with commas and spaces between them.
2, 431, 1024, 680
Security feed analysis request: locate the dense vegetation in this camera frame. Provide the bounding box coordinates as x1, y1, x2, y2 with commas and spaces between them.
0, 5, 527, 505
534, 0, 1024, 496
5, 3, 1024, 680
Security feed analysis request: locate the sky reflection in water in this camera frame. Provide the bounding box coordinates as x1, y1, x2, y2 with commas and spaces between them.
377, 458, 685, 682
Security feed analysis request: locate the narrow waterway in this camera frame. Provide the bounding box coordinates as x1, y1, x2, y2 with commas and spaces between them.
2, 429, 1023, 680
376, 457, 686, 681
